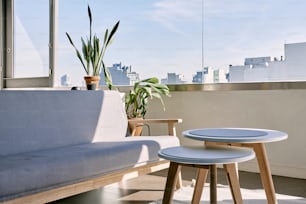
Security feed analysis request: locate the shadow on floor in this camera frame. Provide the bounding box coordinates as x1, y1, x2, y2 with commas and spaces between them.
49, 166, 306, 204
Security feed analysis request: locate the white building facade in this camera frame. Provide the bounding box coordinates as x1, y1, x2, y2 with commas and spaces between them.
192, 67, 228, 83
229, 42, 306, 82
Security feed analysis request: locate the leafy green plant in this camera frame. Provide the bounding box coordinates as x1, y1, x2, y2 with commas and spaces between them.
65, 5, 119, 90
125, 77, 171, 118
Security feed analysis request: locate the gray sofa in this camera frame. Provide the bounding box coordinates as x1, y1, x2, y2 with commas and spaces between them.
0, 90, 181, 204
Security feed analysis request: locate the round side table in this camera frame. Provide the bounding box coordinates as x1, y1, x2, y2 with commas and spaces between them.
159, 145, 255, 204
183, 128, 288, 204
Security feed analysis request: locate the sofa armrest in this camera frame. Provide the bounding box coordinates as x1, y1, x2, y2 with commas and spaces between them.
128, 118, 183, 136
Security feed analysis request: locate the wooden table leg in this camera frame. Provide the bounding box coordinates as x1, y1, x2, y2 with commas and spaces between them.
192, 167, 209, 204
210, 165, 217, 204
251, 143, 278, 204
224, 163, 243, 204
222, 142, 277, 204
162, 162, 181, 204
176, 171, 183, 189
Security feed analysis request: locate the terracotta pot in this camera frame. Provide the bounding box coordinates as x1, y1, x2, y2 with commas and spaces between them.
84, 76, 100, 90
128, 117, 144, 136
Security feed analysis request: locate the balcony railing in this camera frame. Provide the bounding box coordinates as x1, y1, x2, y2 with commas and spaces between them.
144, 86, 306, 180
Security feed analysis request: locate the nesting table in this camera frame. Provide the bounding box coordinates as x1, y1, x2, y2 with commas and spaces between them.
183, 128, 288, 204
159, 145, 255, 204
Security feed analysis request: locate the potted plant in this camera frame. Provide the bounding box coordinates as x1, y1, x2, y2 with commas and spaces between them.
66, 5, 119, 90
125, 77, 171, 135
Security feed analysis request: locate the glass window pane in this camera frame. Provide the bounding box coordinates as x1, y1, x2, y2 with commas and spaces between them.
57, 0, 202, 87
10, 1, 306, 86
14, 0, 49, 78
204, 1, 306, 83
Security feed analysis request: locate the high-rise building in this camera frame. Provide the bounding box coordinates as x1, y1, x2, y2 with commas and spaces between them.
161, 73, 185, 84
229, 42, 306, 82
60, 74, 71, 86
213, 69, 228, 83
192, 67, 211, 83
127, 71, 139, 85
99, 63, 140, 86
192, 67, 228, 83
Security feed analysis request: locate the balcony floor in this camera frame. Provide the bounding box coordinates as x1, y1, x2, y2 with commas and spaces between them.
50, 167, 306, 204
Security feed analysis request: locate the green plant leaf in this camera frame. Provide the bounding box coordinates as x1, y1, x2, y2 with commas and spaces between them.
151, 92, 166, 110
102, 61, 112, 89
65, 32, 88, 75
91, 35, 102, 75
106, 21, 120, 47
81, 37, 91, 74
88, 5, 92, 42
104, 29, 109, 45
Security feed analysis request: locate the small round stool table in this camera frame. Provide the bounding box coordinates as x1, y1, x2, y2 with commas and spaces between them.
183, 128, 288, 204
159, 145, 255, 204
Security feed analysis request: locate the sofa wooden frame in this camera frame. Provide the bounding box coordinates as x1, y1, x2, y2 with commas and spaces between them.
2, 119, 182, 204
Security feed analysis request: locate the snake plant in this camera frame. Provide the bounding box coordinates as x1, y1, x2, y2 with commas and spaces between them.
66, 5, 119, 90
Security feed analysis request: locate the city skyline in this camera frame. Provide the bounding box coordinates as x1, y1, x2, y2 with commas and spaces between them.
61, 40, 306, 86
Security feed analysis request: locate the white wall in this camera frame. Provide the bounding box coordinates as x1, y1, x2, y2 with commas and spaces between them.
146, 89, 306, 179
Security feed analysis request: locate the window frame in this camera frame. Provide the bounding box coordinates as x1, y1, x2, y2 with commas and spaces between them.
1, 0, 57, 88
1, 1, 306, 91
0, 0, 3, 89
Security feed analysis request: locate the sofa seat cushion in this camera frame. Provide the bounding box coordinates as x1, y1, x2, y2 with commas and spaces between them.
0, 136, 179, 201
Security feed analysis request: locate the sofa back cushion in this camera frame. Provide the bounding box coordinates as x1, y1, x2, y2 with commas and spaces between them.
92, 90, 128, 142
0, 90, 128, 156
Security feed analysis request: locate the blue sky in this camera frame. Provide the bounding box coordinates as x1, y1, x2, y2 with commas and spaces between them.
203, 0, 306, 69
15, 0, 306, 85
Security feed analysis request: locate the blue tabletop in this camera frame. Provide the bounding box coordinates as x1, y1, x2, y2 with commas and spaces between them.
158, 146, 255, 165
183, 128, 288, 143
